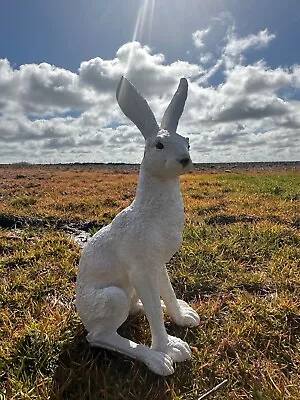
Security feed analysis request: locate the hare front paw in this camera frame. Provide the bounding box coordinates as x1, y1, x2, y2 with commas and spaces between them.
144, 350, 174, 376
171, 299, 200, 327
153, 335, 191, 363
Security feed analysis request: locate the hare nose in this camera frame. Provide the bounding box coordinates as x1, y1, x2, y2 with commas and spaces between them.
179, 158, 190, 167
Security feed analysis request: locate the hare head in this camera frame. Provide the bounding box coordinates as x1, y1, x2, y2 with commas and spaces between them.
116, 77, 192, 179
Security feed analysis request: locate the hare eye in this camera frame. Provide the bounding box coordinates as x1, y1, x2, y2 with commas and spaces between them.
155, 142, 164, 150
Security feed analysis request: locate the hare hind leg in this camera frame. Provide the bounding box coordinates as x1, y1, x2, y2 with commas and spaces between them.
77, 285, 175, 376
76, 286, 130, 342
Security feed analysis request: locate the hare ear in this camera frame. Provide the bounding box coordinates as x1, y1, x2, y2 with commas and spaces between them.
161, 78, 188, 134
116, 76, 159, 139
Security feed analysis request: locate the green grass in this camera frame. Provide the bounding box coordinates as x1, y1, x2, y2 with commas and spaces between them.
216, 173, 299, 201
0, 166, 299, 399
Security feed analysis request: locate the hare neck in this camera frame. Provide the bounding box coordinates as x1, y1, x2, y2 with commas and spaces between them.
134, 169, 183, 209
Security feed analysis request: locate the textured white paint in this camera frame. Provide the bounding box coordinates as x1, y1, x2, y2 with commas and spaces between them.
76, 77, 200, 375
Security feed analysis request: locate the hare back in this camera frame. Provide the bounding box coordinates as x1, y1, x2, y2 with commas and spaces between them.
77, 223, 131, 288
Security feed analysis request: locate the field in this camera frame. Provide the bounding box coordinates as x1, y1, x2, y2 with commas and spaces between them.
0, 163, 299, 399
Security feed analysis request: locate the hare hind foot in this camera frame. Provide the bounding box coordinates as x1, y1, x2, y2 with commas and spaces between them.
88, 331, 174, 376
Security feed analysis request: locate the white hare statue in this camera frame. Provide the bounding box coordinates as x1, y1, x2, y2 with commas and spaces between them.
76, 76, 200, 376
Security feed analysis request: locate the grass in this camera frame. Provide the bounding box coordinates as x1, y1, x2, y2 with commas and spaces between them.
0, 165, 299, 399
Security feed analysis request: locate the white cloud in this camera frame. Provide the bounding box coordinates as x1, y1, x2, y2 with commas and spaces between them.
196, 23, 277, 84
222, 62, 292, 95
225, 29, 276, 57
192, 28, 210, 48
199, 53, 213, 64
0, 60, 96, 117
292, 65, 300, 87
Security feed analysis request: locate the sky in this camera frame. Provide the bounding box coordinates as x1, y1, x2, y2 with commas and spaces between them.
0, 0, 300, 164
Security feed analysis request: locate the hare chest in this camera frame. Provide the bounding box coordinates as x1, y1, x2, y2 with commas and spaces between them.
146, 201, 185, 262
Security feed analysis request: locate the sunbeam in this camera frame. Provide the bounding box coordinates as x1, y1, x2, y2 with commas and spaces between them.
125, 0, 156, 74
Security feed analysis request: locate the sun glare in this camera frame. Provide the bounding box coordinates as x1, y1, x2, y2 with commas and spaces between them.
125, 0, 156, 73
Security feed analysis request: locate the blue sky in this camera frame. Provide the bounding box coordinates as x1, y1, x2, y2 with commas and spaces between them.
0, 0, 299, 163
2, 0, 300, 71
